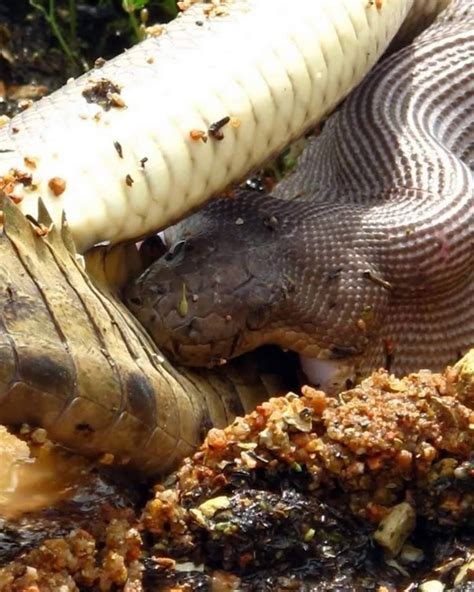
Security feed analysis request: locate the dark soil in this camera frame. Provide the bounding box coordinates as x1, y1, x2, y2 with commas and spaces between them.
0, 0, 173, 117
0, 3, 472, 590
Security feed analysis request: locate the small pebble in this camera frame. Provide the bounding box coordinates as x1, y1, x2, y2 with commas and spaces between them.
31, 428, 48, 444
418, 580, 445, 592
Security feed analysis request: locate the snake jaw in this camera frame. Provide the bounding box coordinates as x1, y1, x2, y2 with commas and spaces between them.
125, 268, 286, 367
123, 196, 295, 366
124, 189, 395, 368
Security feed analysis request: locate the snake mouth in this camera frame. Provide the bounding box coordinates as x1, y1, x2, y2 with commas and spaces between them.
124, 271, 279, 367
123, 278, 248, 366
136, 311, 246, 367
122, 197, 293, 367
159, 314, 250, 367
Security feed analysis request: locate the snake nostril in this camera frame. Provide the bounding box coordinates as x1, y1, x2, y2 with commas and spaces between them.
129, 296, 143, 306
150, 285, 166, 297
164, 240, 186, 261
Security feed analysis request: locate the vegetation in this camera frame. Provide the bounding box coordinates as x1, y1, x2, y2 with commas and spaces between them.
27, 0, 178, 70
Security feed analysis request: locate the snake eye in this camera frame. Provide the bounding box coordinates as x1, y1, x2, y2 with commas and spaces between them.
129, 296, 143, 306
150, 285, 166, 297
164, 240, 186, 261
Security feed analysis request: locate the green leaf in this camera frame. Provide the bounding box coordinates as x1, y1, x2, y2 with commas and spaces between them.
162, 0, 178, 17
122, 0, 149, 13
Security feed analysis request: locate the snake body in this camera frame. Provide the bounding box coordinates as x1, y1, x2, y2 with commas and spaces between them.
127, 0, 474, 389
0, 0, 467, 470
0, 0, 447, 252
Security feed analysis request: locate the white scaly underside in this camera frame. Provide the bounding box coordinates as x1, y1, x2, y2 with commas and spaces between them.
0, 0, 446, 252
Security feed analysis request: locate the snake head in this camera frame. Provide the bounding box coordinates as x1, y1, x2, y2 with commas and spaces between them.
124, 193, 292, 367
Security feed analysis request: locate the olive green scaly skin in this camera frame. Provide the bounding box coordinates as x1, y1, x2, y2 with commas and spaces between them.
0, 200, 269, 473
0, 1, 459, 472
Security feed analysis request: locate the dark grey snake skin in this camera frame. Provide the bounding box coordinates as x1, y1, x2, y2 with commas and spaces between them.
126, 0, 474, 388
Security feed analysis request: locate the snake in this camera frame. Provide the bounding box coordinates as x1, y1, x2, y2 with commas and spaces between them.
0, 0, 470, 472
126, 0, 474, 391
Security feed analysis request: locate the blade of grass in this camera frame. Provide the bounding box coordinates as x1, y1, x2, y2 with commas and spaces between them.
122, 0, 149, 41
68, 0, 77, 45
29, 0, 77, 66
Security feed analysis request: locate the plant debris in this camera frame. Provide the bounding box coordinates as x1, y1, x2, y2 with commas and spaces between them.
82, 78, 125, 111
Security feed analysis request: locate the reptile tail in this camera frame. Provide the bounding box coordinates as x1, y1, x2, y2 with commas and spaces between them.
0, 200, 273, 473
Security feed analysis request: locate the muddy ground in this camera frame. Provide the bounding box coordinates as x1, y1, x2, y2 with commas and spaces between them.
0, 2, 472, 591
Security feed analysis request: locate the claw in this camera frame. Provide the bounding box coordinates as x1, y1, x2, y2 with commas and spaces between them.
60, 210, 77, 256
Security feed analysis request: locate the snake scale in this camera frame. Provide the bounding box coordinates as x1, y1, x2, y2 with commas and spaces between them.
0, 0, 471, 472
127, 0, 474, 391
